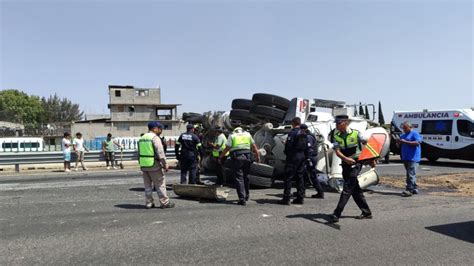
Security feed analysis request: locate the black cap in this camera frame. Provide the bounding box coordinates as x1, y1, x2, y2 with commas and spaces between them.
300, 124, 308, 129
215, 127, 223, 132
186, 124, 194, 130
335, 115, 349, 123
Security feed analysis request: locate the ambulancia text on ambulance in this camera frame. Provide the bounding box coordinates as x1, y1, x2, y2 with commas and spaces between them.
390, 108, 474, 162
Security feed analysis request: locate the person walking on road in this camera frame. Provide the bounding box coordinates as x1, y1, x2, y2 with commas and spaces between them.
138, 121, 174, 209
279, 117, 307, 205
73, 132, 89, 171
329, 115, 374, 223
102, 133, 122, 170
220, 126, 260, 206
175, 124, 203, 184
62, 132, 72, 172
209, 127, 228, 186
396, 121, 422, 197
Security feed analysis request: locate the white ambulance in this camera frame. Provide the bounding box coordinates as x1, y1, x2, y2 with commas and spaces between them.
390, 108, 474, 162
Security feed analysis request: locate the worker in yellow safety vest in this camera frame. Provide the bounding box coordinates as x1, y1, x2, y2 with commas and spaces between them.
209, 127, 229, 186
328, 115, 373, 223
219, 126, 260, 206
138, 121, 174, 209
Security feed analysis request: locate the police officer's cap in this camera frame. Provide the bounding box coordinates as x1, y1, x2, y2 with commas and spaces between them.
335, 115, 349, 123
148, 121, 163, 130
300, 124, 308, 130
186, 124, 194, 130
215, 127, 223, 132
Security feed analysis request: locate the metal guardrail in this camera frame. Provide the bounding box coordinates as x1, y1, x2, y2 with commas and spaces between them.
0, 150, 176, 171
0, 138, 178, 153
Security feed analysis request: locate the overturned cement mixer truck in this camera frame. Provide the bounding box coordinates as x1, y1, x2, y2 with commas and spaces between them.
182, 93, 390, 192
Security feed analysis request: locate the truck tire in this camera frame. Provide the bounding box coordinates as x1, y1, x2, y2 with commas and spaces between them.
182, 112, 202, 121
248, 174, 273, 188
249, 163, 274, 178
185, 116, 203, 123
252, 93, 290, 111
202, 114, 213, 129
249, 105, 286, 122
230, 109, 259, 124
231, 99, 252, 110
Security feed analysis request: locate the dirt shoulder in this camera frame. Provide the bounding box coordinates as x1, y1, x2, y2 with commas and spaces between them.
380, 172, 474, 197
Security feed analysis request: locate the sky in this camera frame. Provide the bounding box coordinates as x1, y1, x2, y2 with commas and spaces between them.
1, 0, 472, 121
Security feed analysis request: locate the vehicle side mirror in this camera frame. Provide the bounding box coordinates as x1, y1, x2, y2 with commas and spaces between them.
470, 131, 474, 137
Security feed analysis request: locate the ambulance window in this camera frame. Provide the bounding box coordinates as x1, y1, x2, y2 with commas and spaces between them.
457, 120, 474, 137
421, 120, 452, 135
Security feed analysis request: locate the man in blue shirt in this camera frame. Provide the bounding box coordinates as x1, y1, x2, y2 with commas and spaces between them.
397, 121, 422, 197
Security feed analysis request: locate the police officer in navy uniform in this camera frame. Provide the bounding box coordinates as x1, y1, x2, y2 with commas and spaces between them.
175, 124, 203, 184
300, 124, 324, 199
219, 125, 260, 206
278, 117, 307, 205
329, 115, 373, 223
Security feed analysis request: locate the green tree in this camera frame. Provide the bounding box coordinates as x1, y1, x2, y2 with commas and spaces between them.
0, 89, 44, 127
364, 105, 370, 120
41, 94, 83, 123
378, 101, 386, 125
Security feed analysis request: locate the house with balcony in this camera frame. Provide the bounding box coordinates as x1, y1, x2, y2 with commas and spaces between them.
72, 85, 183, 139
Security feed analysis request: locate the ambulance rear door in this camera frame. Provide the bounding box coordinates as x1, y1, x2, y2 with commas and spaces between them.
453, 113, 474, 160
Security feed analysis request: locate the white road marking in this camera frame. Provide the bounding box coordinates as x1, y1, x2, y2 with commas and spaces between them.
261, 214, 272, 218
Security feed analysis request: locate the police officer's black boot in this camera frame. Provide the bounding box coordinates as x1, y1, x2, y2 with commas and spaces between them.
238, 199, 247, 206
292, 197, 304, 205
277, 198, 290, 205
311, 192, 324, 199
328, 214, 339, 223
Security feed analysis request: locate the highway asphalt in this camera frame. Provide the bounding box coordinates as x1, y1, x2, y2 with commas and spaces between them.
1, 160, 473, 264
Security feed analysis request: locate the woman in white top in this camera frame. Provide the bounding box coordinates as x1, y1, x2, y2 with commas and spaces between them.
73, 132, 89, 171
62, 132, 72, 172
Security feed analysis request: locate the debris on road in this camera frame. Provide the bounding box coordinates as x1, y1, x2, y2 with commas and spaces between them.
172, 184, 231, 201
380, 172, 473, 196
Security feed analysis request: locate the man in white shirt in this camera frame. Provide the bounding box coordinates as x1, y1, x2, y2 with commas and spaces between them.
73, 132, 89, 171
